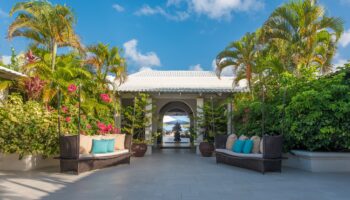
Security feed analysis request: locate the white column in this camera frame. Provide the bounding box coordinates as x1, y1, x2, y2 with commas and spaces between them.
196, 98, 204, 154
145, 97, 153, 155
227, 100, 233, 135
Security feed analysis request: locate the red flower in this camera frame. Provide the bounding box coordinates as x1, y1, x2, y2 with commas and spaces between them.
97, 122, 108, 134
62, 106, 68, 113
65, 117, 71, 123
97, 122, 116, 134
100, 93, 111, 103
68, 84, 77, 93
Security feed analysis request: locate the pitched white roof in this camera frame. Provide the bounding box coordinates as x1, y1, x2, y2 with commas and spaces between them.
0, 66, 27, 80
117, 70, 241, 93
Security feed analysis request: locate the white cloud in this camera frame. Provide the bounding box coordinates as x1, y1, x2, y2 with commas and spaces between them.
211, 59, 234, 76
112, 4, 125, 12
1, 56, 11, 65
136, 0, 263, 21
123, 39, 161, 69
135, 5, 189, 21
0, 8, 8, 18
333, 58, 348, 67
190, 0, 264, 20
339, 29, 350, 47
189, 64, 203, 71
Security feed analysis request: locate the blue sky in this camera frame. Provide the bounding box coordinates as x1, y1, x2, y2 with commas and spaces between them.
1, 0, 350, 74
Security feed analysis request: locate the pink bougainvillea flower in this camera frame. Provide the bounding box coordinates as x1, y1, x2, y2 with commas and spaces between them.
65, 117, 71, 123
67, 84, 77, 93
100, 93, 111, 103
62, 106, 68, 113
97, 122, 108, 134
107, 124, 113, 132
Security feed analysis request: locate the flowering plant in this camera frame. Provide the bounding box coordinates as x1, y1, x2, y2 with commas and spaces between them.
97, 121, 120, 135
100, 93, 111, 103
67, 84, 77, 93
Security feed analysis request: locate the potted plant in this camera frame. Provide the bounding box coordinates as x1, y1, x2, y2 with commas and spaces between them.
198, 100, 227, 157
122, 93, 152, 157
131, 139, 148, 157
199, 139, 215, 157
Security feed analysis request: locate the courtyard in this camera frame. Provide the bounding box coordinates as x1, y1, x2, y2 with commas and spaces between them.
1, 149, 349, 200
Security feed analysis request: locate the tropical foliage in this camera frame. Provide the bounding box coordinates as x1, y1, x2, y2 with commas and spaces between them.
0, 0, 127, 157
121, 93, 152, 144
0, 94, 58, 158
197, 99, 228, 143
217, 0, 350, 151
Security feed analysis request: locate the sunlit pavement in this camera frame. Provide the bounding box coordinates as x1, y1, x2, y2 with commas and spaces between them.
1, 149, 349, 200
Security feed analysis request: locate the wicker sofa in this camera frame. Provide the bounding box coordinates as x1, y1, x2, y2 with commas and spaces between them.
59, 134, 132, 174
215, 135, 283, 173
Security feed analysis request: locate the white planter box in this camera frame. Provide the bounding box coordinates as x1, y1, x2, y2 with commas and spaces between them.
0, 153, 59, 171
283, 150, 350, 172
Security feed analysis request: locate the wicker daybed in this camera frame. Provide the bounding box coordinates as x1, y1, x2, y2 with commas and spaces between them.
59, 134, 132, 174
215, 135, 283, 173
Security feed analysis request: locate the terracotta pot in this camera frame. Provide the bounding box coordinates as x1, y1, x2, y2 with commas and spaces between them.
131, 143, 148, 157
199, 142, 214, 157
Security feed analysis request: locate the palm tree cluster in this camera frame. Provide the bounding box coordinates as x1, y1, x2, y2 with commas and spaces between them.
3, 0, 127, 134
216, 0, 346, 136
216, 0, 344, 93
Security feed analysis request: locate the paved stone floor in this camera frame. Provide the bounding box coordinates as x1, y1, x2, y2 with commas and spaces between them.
1, 149, 350, 200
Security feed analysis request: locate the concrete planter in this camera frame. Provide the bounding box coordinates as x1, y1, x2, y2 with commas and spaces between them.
283, 150, 350, 172
0, 153, 59, 171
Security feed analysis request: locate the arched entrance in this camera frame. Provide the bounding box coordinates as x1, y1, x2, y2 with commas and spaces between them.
157, 101, 194, 148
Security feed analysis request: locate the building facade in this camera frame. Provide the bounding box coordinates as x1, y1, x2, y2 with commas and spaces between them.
116, 70, 242, 154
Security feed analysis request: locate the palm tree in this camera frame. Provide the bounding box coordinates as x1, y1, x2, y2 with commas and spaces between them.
262, 0, 344, 75
216, 32, 257, 96
85, 43, 127, 88
8, 0, 84, 72
85, 43, 127, 128
22, 47, 91, 103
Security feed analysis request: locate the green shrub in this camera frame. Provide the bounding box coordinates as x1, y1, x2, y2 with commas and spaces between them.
233, 66, 350, 152
0, 94, 59, 158
285, 70, 350, 151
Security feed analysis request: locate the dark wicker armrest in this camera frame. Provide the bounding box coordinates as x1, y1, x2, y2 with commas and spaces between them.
215, 135, 228, 149
263, 135, 283, 159
59, 135, 79, 159
124, 134, 132, 152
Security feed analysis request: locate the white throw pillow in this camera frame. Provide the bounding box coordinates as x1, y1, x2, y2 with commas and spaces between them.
226, 134, 237, 150
250, 136, 261, 154
260, 138, 264, 153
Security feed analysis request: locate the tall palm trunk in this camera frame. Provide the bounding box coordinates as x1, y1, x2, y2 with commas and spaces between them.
246, 63, 254, 99
51, 41, 57, 71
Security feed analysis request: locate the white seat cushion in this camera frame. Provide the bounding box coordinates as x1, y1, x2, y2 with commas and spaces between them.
216, 149, 263, 158
80, 149, 129, 159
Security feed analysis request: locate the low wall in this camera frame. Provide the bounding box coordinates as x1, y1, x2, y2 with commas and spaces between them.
0, 154, 59, 171
283, 150, 350, 172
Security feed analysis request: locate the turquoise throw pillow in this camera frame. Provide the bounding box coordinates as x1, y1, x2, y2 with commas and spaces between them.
242, 140, 253, 154
91, 139, 108, 154
232, 139, 246, 153
105, 139, 115, 152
